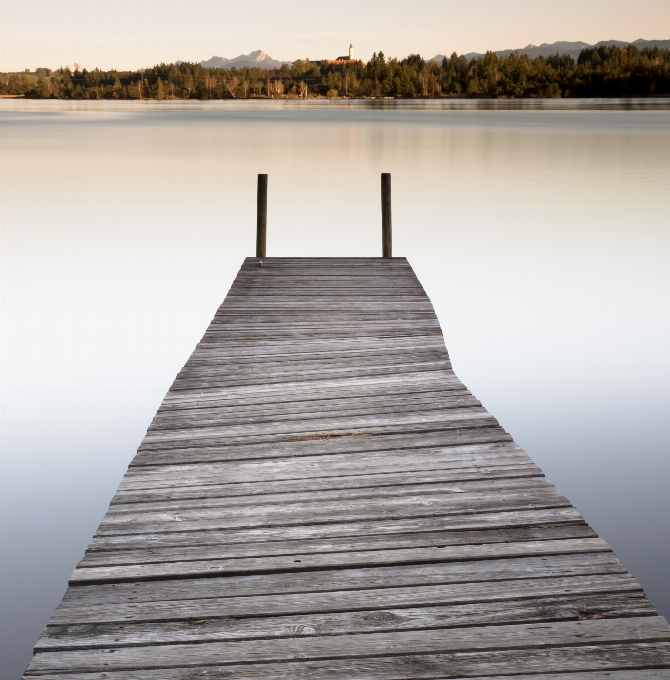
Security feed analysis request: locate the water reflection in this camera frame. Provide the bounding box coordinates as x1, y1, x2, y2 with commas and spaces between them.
4, 97, 670, 112
1, 100, 669, 680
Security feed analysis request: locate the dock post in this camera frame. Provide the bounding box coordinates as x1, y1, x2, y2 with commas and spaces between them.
256, 174, 268, 258
381, 173, 392, 257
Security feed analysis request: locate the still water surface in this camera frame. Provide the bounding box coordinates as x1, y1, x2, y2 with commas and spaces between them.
1, 99, 669, 679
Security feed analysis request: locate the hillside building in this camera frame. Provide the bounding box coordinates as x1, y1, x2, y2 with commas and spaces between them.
327, 44, 364, 65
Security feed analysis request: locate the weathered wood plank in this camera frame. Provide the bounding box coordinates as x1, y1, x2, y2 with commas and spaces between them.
57, 553, 630, 614
156, 376, 465, 410
86, 507, 587, 553
185, 335, 447, 359
79, 523, 595, 567
135, 428, 509, 462
36, 591, 656, 652
120, 453, 535, 492
156, 380, 466, 413
172, 358, 455, 385
70, 538, 611, 585
139, 407, 495, 446
110, 464, 543, 505
25, 646, 670, 679
47, 573, 648, 628
106, 477, 551, 516
24, 617, 670, 674
93, 488, 573, 537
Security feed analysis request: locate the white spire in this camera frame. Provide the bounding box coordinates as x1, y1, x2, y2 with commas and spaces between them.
349, 44, 353, 59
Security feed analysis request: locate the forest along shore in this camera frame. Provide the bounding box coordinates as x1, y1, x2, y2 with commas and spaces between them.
3, 44, 669, 100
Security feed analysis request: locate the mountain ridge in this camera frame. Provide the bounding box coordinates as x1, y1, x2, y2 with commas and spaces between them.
430, 38, 670, 63
189, 39, 669, 71
200, 50, 289, 70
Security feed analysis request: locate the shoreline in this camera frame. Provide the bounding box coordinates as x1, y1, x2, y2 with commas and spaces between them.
6, 92, 670, 101
3, 96, 670, 111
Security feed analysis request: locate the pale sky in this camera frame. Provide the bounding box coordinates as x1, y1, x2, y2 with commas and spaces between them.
1, 0, 669, 72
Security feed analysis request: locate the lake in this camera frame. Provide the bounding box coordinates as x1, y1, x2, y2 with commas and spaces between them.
1, 98, 669, 679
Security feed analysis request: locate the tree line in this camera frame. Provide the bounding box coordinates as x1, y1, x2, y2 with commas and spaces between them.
2, 44, 668, 99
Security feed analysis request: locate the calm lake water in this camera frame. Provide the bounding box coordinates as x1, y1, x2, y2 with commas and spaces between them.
1, 99, 669, 679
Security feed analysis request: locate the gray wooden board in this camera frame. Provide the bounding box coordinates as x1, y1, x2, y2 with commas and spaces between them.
123, 446, 538, 479
186, 336, 448, 360
166, 371, 459, 396
172, 362, 457, 386
87, 507, 587, 552
150, 386, 485, 419
24, 646, 670, 679
110, 465, 544, 505
200, 320, 441, 330
126, 461, 540, 491
224, 289, 433, 295
181, 350, 449, 369
36, 592, 656, 651
70, 538, 611, 584
171, 356, 452, 378
155, 382, 467, 408
156, 374, 466, 409
156, 381, 468, 414
173, 357, 453, 379
135, 421, 501, 452
183, 337, 444, 350
131, 427, 512, 468
106, 477, 552, 515
23, 258, 670, 678
48, 572, 648, 626
124, 454, 538, 486
173, 370, 462, 398
59, 553, 631, 611
93, 489, 573, 536
203, 316, 437, 324
207, 304, 435, 313
22, 670, 670, 680
79, 523, 596, 567
107, 475, 550, 516
23, 618, 670, 673
139, 408, 495, 445
178, 351, 450, 371
192, 331, 447, 344
199, 319, 441, 331
122, 447, 536, 488
192, 332, 448, 344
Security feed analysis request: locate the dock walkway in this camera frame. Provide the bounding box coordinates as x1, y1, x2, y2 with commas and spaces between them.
25, 258, 670, 678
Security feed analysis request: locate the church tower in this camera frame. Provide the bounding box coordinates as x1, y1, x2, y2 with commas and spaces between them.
349, 44, 353, 60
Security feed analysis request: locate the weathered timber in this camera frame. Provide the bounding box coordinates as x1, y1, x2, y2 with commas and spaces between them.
48, 571, 645, 627
24, 618, 670, 673
23, 257, 670, 678
86, 507, 587, 552
381, 173, 392, 257
79, 523, 597, 567
35, 591, 656, 652
256, 174, 267, 258
55, 553, 631, 610
70, 538, 611, 584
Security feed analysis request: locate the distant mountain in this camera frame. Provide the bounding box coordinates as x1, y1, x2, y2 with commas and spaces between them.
430, 38, 670, 63
200, 50, 289, 70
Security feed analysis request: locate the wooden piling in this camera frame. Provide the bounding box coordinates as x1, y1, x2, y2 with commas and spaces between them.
256, 174, 268, 258
381, 173, 392, 257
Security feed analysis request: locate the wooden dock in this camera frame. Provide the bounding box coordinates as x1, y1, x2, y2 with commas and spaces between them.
25, 257, 670, 678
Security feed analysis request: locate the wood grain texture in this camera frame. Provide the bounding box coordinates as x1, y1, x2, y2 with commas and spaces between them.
256, 174, 267, 258
24, 618, 670, 673
35, 592, 656, 652
22, 257, 670, 678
